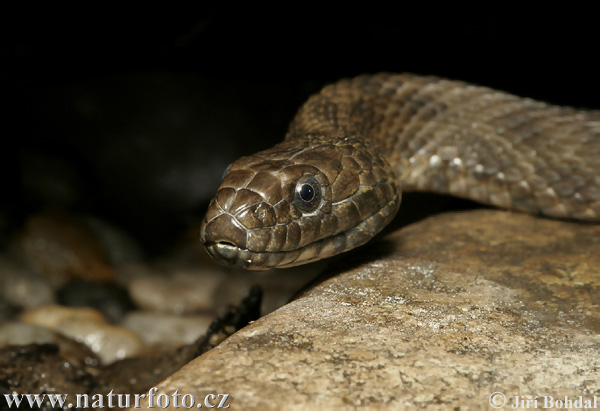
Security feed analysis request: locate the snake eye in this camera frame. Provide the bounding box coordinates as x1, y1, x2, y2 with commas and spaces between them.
294, 176, 322, 213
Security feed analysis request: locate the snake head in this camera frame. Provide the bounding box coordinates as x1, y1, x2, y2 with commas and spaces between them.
200, 134, 400, 270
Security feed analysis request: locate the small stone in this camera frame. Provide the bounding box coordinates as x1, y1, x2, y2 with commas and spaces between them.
121, 311, 213, 346
19, 304, 143, 364
6, 276, 55, 309
20, 304, 107, 328
129, 269, 225, 314
56, 320, 144, 364
0, 257, 54, 308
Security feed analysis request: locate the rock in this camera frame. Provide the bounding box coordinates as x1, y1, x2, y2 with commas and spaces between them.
17, 212, 115, 286
0, 257, 54, 309
137, 210, 600, 409
128, 269, 225, 314
121, 311, 213, 346
20, 304, 143, 364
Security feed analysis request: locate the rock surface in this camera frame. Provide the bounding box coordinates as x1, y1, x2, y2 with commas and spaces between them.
138, 210, 600, 410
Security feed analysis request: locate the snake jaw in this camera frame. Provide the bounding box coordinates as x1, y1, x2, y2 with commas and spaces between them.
204, 242, 240, 265
204, 242, 251, 268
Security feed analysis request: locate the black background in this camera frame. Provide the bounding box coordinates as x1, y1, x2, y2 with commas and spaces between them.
3, 3, 599, 250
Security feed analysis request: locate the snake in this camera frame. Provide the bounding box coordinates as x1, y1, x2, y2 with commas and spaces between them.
200, 74, 600, 270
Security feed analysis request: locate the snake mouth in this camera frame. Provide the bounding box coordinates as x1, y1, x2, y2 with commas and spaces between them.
204, 241, 286, 270
205, 227, 363, 271
205, 242, 241, 266
204, 241, 295, 271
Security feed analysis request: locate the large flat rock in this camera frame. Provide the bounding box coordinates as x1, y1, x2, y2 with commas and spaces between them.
136, 210, 600, 409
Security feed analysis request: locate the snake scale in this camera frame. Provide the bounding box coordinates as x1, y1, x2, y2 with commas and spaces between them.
200, 74, 600, 270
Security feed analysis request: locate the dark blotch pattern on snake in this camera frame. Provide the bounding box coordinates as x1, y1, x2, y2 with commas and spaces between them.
200, 74, 600, 270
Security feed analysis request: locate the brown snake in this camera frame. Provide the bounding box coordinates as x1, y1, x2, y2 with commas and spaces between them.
200, 74, 600, 270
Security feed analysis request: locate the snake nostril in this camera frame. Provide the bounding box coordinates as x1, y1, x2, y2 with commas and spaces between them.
236, 203, 276, 228
254, 203, 269, 221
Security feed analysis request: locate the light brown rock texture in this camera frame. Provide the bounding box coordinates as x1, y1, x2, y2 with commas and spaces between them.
138, 210, 600, 409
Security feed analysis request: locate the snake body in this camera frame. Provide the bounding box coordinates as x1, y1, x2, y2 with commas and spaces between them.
200, 74, 600, 270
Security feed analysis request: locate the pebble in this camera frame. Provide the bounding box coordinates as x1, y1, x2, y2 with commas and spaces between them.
17, 212, 115, 286
20, 304, 106, 328
19, 304, 143, 364
0, 257, 55, 309
121, 311, 213, 346
57, 320, 144, 364
128, 269, 225, 314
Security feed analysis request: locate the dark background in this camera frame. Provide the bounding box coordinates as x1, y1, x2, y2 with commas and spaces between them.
3, 4, 599, 252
